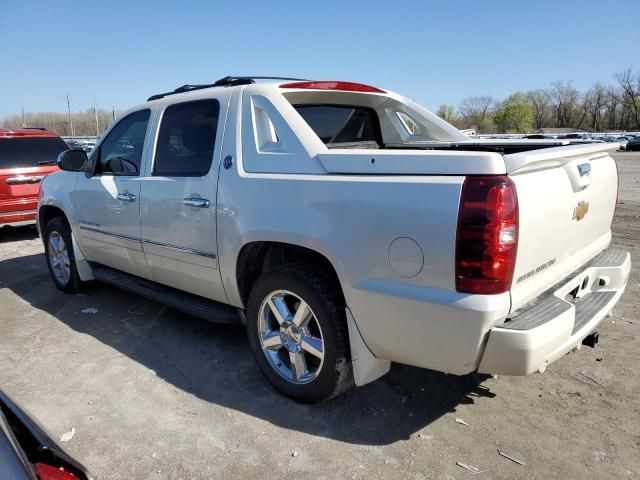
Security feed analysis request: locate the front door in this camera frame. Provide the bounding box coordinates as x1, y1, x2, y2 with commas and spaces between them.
74, 109, 153, 278
139, 96, 228, 302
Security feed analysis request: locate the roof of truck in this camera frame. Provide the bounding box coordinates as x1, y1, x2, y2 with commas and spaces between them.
146, 76, 387, 102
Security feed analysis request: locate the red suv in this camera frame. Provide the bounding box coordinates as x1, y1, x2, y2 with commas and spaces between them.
0, 128, 69, 227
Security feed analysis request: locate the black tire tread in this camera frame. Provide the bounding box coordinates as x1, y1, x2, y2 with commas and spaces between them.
43, 217, 85, 293
246, 262, 354, 403
282, 262, 354, 400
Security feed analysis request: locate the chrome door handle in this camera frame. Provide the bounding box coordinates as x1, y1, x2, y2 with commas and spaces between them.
6, 175, 44, 185
183, 197, 210, 208
116, 192, 136, 202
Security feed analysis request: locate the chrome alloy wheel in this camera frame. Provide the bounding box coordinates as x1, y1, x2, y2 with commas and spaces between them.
258, 290, 325, 384
48, 231, 71, 285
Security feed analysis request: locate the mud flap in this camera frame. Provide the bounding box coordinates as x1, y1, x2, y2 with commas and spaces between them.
72, 232, 95, 281
346, 307, 390, 386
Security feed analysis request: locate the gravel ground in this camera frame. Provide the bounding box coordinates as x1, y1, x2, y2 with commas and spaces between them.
1, 151, 639, 480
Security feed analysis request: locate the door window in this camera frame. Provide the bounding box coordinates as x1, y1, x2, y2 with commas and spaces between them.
96, 109, 151, 175
154, 100, 220, 177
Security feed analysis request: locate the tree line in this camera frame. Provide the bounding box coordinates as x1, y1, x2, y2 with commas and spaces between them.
436, 67, 640, 134
1, 108, 119, 137
2, 67, 639, 136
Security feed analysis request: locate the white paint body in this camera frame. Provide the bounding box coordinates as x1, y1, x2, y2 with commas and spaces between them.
39, 82, 630, 385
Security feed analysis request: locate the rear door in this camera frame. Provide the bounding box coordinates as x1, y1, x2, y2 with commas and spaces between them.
139, 94, 228, 302
505, 143, 619, 310
74, 109, 153, 278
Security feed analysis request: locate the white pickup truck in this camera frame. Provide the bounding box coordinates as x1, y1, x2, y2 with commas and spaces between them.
38, 76, 630, 403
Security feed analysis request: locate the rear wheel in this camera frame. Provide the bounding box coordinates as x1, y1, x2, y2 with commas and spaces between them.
43, 217, 85, 293
246, 263, 353, 403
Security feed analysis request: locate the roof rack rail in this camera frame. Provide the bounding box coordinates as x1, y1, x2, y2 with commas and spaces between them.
147, 76, 310, 101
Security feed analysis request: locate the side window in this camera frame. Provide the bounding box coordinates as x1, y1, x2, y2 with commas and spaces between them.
97, 109, 150, 175
154, 100, 219, 176
396, 111, 423, 135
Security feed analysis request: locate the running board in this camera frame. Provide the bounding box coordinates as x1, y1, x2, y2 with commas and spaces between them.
90, 263, 240, 324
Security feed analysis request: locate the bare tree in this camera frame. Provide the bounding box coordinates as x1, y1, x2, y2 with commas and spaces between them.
458, 96, 495, 132
526, 89, 552, 130
602, 86, 622, 130
436, 104, 459, 125
583, 83, 608, 131
615, 68, 640, 130
550, 81, 580, 127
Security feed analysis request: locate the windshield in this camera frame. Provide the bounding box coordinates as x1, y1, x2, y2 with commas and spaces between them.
0, 137, 69, 168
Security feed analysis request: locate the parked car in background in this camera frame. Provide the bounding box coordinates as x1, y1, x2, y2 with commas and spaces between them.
599, 137, 619, 145
65, 140, 84, 150
0, 390, 92, 479
0, 129, 68, 228
80, 141, 96, 153
626, 136, 640, 151
561, 133, 592, 140
616, 137, 628, 150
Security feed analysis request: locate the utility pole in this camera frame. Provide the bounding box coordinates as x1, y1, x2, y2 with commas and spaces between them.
65, 93, 75, 137
21, 106, 26, 128
93, 98, 100, 136
112, 105, 116, 121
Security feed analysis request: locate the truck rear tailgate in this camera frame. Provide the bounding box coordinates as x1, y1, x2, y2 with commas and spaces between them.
505, 143, 619, 311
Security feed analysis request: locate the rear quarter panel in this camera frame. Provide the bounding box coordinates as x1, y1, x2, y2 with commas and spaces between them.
216, 87, 506, 372
217, 169, 478, 367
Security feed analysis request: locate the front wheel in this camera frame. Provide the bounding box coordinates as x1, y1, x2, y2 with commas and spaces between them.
246, 263, 354, 403
43, 217, 85, 293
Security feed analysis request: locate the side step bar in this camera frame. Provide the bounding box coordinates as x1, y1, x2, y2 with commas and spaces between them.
91, 263, 240, 324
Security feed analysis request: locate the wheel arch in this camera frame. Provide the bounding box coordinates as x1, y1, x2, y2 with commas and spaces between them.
38, 204, 69, 234
235, 241, 345, 309
39, 202, 94, 282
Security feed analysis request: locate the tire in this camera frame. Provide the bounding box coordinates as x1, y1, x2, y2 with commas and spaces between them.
246, 263, 354, 403
43, 217, 85, 293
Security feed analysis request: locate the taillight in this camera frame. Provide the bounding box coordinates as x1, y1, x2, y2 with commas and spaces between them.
456, 175, 518, 294
35, 463, 80, 480
279, 81, 385, 93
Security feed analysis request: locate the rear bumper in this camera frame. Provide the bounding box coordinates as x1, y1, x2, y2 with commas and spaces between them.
0, 196, 38, 226
0, 209, 37, 227
478, 248, 631, 375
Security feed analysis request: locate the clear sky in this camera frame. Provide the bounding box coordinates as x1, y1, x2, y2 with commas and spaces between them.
0, 0, 637, 118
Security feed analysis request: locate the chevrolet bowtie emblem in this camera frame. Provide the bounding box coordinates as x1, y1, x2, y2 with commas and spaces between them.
573, 201, 589, 221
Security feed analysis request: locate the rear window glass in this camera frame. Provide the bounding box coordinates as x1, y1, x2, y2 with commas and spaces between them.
0, 137, 68, 168
154, 100, 220, 176
294, 105, 380, 146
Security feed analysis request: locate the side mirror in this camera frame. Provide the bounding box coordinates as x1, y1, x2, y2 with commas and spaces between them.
57, 149, 89, 172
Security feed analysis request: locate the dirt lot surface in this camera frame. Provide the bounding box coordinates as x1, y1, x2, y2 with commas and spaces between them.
1, 152, 639, 480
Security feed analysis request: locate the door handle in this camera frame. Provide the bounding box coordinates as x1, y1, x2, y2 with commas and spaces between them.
182, 197, 210, 208
116, 192, 136, 202
6, 175, 44, 185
